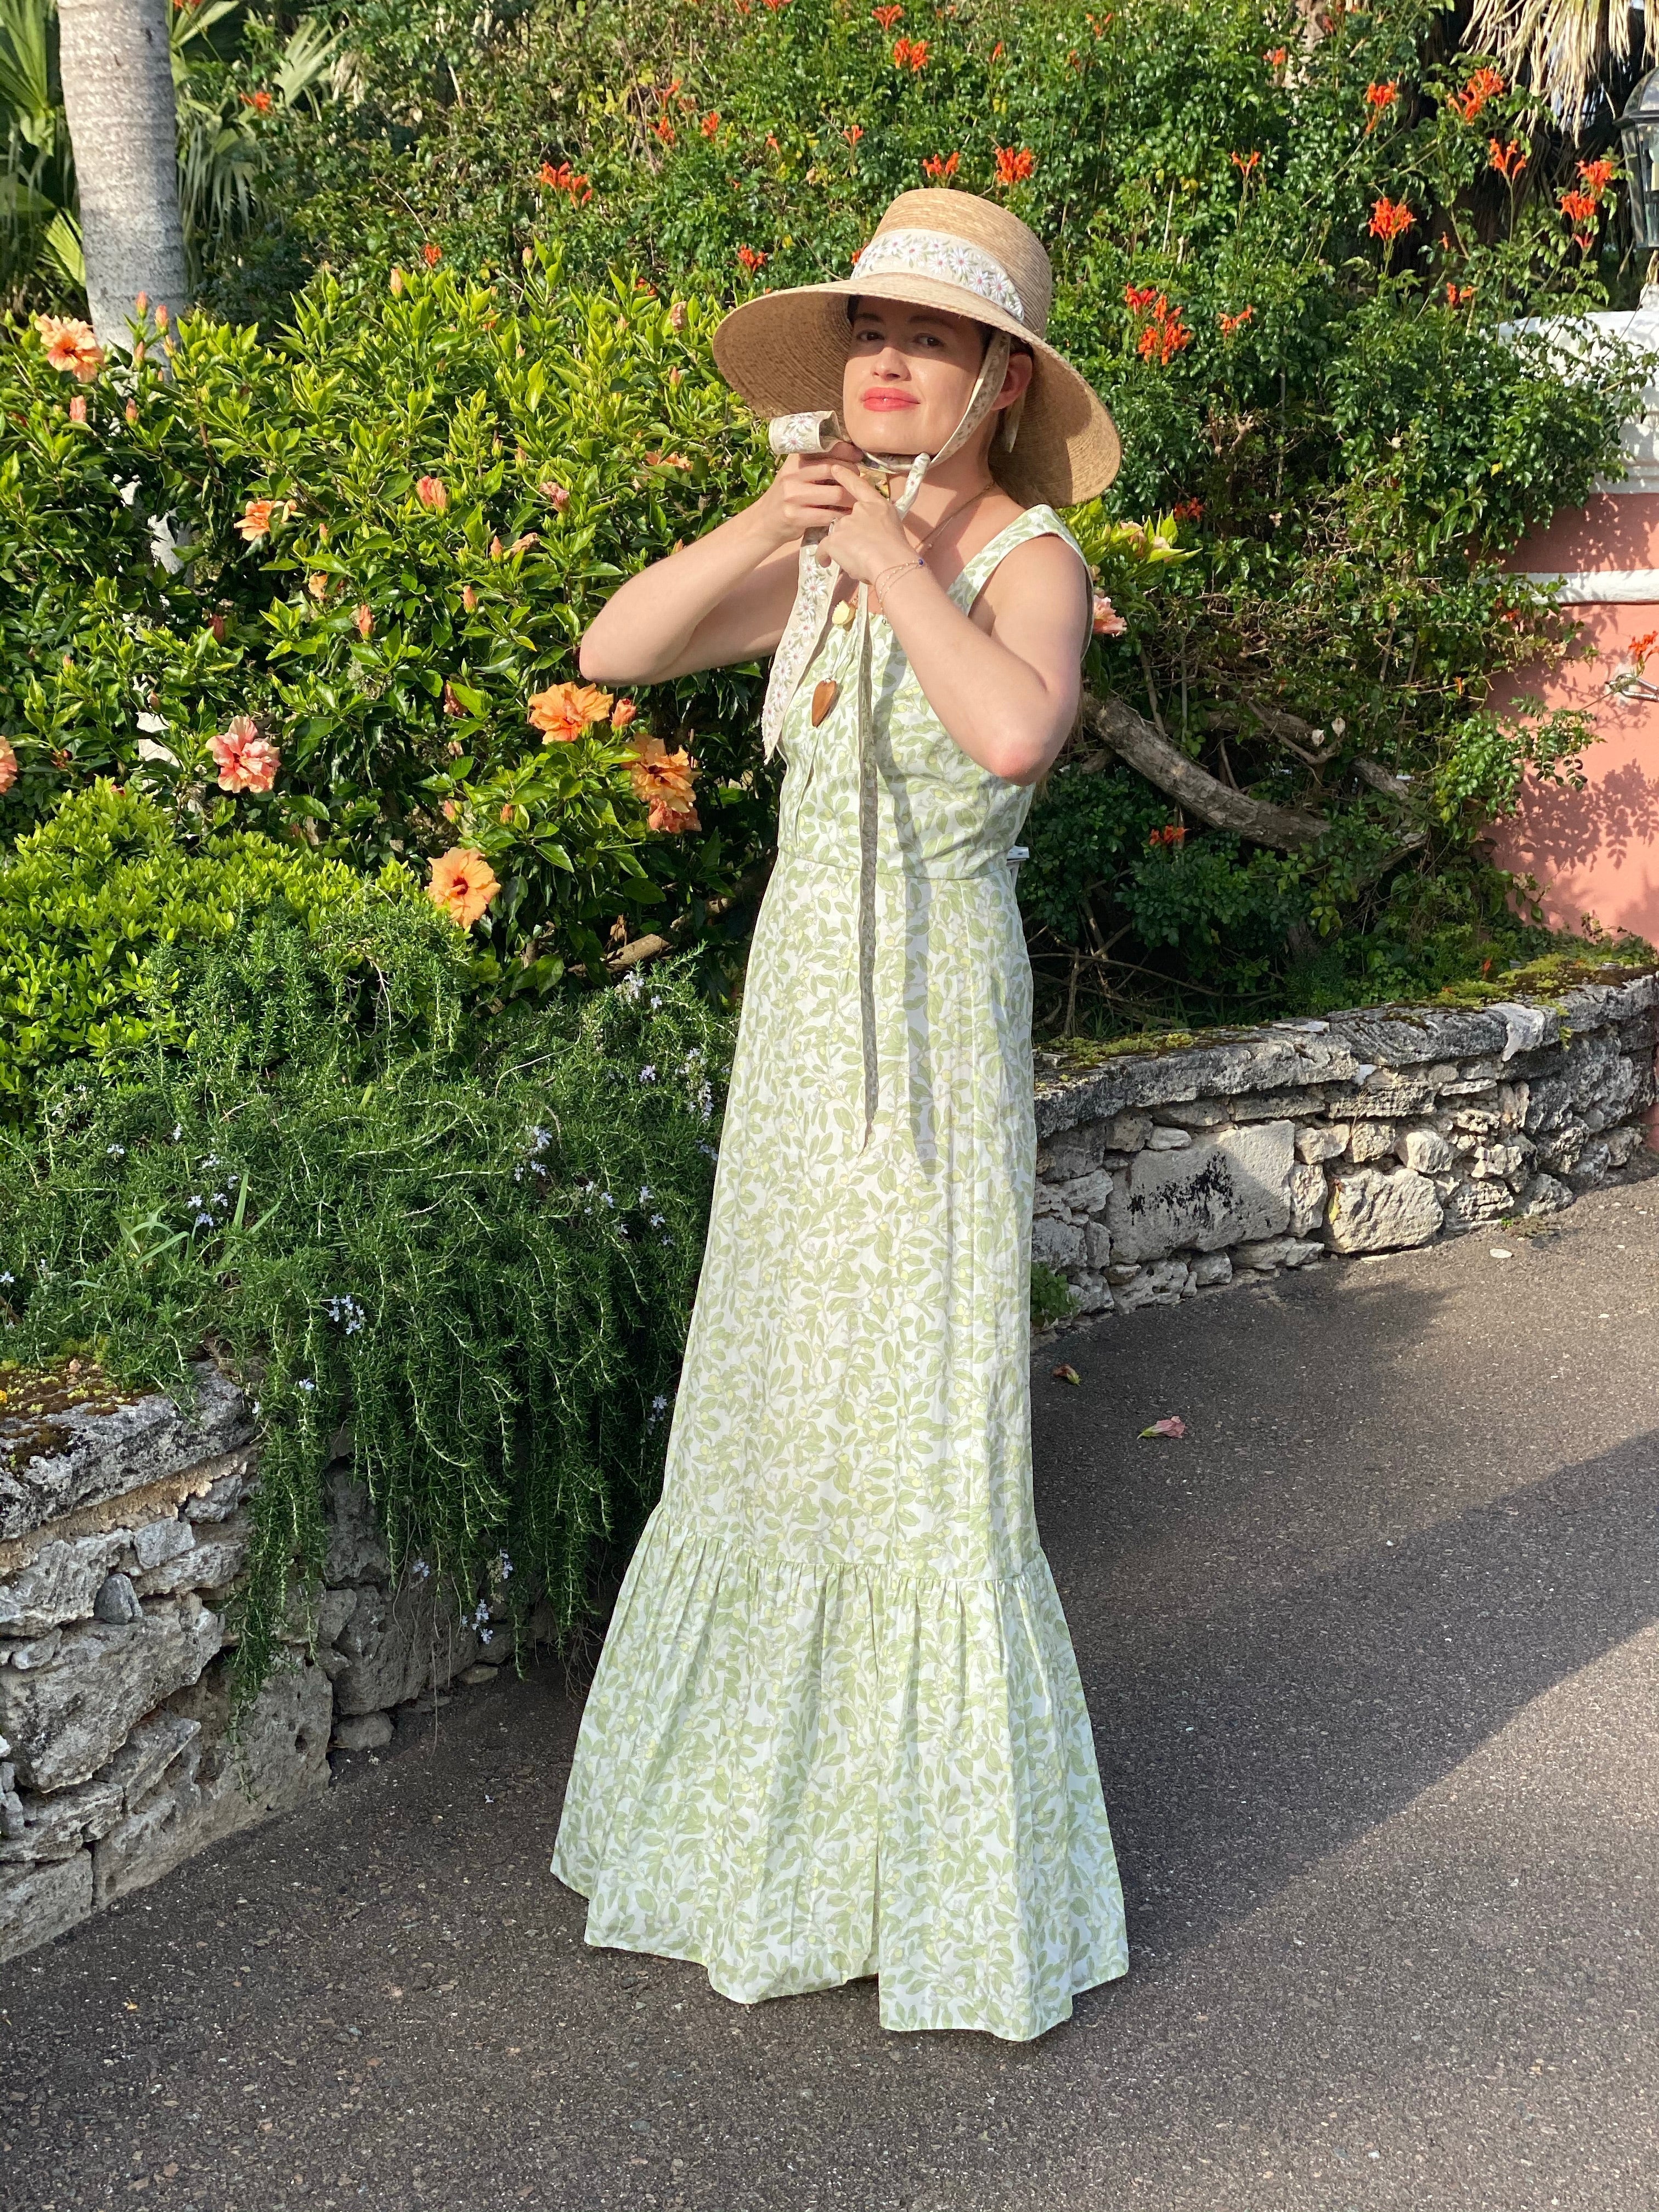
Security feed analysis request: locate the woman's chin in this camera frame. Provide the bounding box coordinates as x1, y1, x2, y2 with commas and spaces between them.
849, 413, 927, 451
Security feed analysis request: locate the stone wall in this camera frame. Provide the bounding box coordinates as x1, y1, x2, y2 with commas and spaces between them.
1032, 976, 1658, 1318
0, 1368, 534, 1966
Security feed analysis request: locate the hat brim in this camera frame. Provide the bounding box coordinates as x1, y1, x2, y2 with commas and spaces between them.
712, 274, 1120, 509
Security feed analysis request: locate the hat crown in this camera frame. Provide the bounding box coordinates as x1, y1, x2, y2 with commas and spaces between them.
869, 189, 1053, 338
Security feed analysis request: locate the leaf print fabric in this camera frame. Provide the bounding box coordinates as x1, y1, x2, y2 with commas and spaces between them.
553, 506, 1128, 2039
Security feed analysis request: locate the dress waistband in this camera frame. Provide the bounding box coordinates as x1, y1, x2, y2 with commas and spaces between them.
774, 842, 1029, 887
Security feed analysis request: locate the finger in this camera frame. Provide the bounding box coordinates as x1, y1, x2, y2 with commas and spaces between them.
825, 463, 889, 506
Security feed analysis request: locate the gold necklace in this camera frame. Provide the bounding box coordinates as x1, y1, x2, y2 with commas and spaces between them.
904, 481, 994, 562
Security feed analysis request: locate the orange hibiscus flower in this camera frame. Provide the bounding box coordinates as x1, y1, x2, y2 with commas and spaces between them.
34, 314, 104, 382
528, 680, 614, 742
625, 733, 701, 831
427, 848, 501, 928
0, 736, 18, 794
235, 497, 281, 543
210, 715, 281, 793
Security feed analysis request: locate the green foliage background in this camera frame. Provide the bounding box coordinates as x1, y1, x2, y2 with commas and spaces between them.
5, 0, 1651, 1026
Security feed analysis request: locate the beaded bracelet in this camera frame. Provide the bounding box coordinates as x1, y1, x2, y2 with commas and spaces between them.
872, 555, 926, 605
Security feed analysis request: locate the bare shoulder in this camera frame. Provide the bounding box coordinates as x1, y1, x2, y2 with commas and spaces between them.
975, 524, 1090, 644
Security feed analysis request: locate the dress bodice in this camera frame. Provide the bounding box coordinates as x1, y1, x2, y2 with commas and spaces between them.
773, 504, 1087, 877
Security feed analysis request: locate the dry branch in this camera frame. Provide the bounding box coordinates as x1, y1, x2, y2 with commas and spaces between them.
1075, 691, 1330, 849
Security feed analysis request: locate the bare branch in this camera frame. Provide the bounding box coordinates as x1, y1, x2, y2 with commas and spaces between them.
1076, 691, 1330, 849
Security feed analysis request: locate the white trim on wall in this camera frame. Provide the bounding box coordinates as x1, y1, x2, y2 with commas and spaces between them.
1523, 570, 1659, 602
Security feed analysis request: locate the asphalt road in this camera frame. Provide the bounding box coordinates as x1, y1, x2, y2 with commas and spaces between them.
5, 1184, 1658, 2212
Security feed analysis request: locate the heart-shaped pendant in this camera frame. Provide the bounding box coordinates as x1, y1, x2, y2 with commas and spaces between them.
811, 679, 839, 727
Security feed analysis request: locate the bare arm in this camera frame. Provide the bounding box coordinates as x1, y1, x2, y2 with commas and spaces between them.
578, 446, 864, 685
817, 466, 1091, 784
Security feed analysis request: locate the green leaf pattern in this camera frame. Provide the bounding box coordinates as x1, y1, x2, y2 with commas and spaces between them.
554, 510, 1127, 2039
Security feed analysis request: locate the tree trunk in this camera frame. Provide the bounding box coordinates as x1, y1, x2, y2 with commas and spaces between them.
57, 0, 188, 347
1076, 691, 1330, 849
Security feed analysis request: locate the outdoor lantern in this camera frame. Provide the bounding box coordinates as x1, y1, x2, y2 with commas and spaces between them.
1618, 67, 1659, 247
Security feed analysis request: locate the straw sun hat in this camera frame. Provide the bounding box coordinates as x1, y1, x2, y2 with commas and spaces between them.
712, 188, 1119, 509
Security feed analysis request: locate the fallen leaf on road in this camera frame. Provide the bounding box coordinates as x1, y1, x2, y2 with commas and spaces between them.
1052, 1363, 1081, 1385
1139, 1415, 1187, 1439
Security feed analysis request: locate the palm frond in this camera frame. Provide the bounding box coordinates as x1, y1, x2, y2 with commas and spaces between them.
274, 16, 341, 111
1462, 0, 1655, 134
38, 201, 80, 285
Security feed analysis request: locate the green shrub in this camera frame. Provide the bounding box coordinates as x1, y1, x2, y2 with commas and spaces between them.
0, 927, 732, 1705
0, 781, 481, 1114
0, 262, 775, 988
10, 0, 1649, 1029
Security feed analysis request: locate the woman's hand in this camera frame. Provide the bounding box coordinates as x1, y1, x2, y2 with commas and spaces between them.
748, 442, 866, 551
811, 464, 921, 586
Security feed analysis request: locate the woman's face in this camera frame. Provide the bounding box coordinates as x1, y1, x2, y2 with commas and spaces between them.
841, 300, 994, 454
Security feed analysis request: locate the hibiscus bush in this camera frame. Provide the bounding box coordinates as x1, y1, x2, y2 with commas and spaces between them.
0, 259, 774, 989
172, 0, 1651, 1024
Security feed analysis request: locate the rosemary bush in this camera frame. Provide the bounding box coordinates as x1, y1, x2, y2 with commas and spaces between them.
0, 901, 731, 1703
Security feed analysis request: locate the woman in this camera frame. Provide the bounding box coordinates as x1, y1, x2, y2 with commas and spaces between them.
552, 189, 1128, 2040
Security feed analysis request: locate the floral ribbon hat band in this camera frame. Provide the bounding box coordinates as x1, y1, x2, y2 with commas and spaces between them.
711, 188, 1120, 510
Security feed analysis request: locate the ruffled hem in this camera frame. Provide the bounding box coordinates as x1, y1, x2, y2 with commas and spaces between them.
551, 1502, 1128, 2040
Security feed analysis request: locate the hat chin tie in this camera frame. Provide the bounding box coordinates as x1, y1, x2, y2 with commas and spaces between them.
760, 332, 1012, 1155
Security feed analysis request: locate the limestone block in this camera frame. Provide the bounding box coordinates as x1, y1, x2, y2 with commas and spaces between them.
1341, 1079, 1438, 1116
0, 1361, 252, 1547
1158, 1100, 1231, 1130
1469, 1140, 1530, 1182
1069, 1273, 1113, 1315
323, 1470, 393, 1587
328, 1583, 481, 1717
103, 1709, 202, 1811
1191, 1252, 1233, 1287
1566, 1139, 1612, 1190
1519, 1172, 1574, 1215
1033, 1182, 1073, 1220
0, 1768, 126, 1865
1146, 1126, 1192, 1152
332, 1709, 393, 1753
0, 1849, 93, 1964
1287, 1163, 1328, 1238
130, 1518, 194, 1573
1295, 1125, 1346, 1164
188, 1454, 256, 1523
1346, 1122, 1397, 1165
1441, 1178, 1513, 1228
1564, 1030, 1638, 1128
1397, 1126, 1453, 1175
1103, 1113, 1152, 1152
4, 1629, 61, 1669
1035, 1122, 1106, 1180
0, 1533, 128, 1638
1523, 1074, 1572, 1134
0, 1601, 224, 1791
1057, 1167, 1114, 1217
1325, 1167, 1443, 1254
93, 1658, 330, 1908
1082, 1219, 1112, 1269
133, 1519, 249, 1599
1605, 1123, 1646, 1167
93, 1573, 143, 1625
1107, 1121, 1295, 1264
1537, 1118, 1592, 1174
1113, 1259, 1192, 1310
1031, 1216, 1085, 1272
1233, 1238, 1297, 1272
1105, 1263, 1142, 1286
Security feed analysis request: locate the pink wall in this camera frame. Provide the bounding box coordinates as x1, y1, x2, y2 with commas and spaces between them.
1488, 490, 1659, 950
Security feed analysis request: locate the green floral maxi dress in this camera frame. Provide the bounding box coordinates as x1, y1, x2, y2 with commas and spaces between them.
552, 505, 1128, 2039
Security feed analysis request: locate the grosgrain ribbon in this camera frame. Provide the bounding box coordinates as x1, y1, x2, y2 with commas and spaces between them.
763, 334, 1012, 1149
